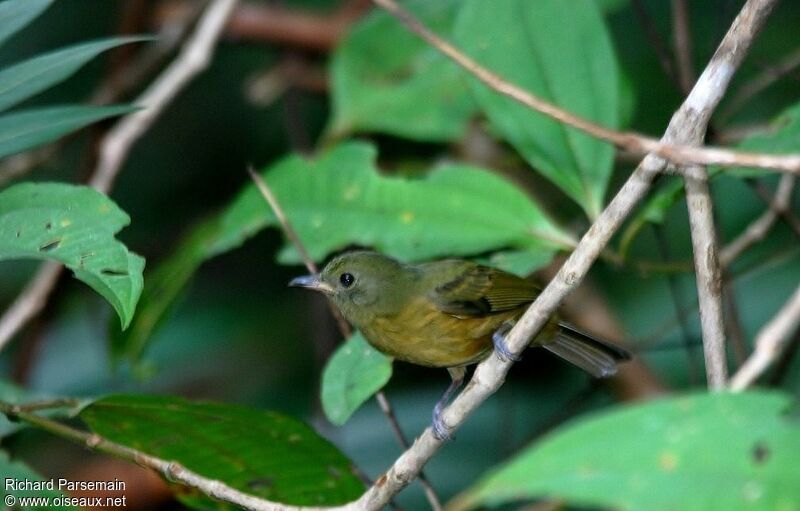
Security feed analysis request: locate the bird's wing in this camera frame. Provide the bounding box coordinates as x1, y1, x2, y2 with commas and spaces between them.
427, 261, 539, 316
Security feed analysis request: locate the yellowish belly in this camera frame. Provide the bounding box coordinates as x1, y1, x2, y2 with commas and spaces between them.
360, 298, 521, 368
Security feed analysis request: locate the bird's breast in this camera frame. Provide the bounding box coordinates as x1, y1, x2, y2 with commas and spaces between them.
359, 296, 519, 368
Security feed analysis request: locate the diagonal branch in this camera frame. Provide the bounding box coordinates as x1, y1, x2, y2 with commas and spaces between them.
372, 0, 800, 176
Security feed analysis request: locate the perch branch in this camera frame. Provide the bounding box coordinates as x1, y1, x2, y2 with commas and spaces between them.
729, 283, 800, 390
0, 0, 238, 354
371, 0, 800, 175
246, 168, 443, 511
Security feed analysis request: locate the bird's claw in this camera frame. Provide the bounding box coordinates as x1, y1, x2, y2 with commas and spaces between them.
492, 327, 520, 363
432, 403, 453, 441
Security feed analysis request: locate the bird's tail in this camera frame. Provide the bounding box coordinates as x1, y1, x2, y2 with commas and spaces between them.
543, 323, 631, 378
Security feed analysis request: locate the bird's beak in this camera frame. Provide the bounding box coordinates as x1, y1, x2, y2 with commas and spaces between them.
288, 274, 334, 294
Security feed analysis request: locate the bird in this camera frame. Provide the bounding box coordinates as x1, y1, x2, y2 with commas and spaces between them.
289, 250, 630, 440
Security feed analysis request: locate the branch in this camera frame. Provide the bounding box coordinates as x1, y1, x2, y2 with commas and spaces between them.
372, 0, 800, 176
720, 174, 795, 265
729, 283, 800, 390
684, 167, 728, 388
246, 168, 443, 511
0, 0, 238, 354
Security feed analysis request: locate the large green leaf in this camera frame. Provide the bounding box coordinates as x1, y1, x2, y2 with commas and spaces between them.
213, 142, 572, 262
0, 0, 52, 47
80, 395, 364, 507
0, 105, 135, 160
1, 450, 76, 510
321, 331, 392, 426
115, 142, 570, 362
0, 182, 144, 328
454, 0, 621, 218
328, 0, 475, 142
454, 392, 800, 511
0, 37, 149, 113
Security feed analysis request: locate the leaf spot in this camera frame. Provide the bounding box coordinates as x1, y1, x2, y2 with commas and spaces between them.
659, 452, 678, 472
45, 222, 52, 230
246, 477, 273, 490
101, 269, 129, 277
39, 239, 61, 252
400, 211, 414, 224
742, 480, 763, 502
342, 184, 360, 201
751, 442, 770, 464
60, 219, 72, 228
327, 465, 343, 480
287, 433, 302, 443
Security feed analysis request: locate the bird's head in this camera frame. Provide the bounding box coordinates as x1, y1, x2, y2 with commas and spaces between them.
288, 251, 411, 323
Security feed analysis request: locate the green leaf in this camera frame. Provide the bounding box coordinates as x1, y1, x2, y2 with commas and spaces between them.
0, 182, 144, 328
0, 0, 52, 47
0, 105, 135, 159
454, 392, 800, 511
214, 142, 572, 262
80, 395, 364, 507
1, 450, 77, 510
321, 331, 392, 426
328, 0, 476, 142
0, 37, 149, 113
454, 0, 621, 218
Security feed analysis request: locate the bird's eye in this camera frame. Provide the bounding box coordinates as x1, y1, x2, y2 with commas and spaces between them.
339, 272, 355, 288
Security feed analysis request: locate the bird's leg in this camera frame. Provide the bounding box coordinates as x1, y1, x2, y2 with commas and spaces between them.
492, 319, 520, 362
432, 367, 466, 441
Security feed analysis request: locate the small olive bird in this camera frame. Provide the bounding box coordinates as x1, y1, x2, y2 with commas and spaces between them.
290, 251, 629, 439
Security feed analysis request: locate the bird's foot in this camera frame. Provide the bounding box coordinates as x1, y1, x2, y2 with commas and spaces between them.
492, 321, 520, 363
431, 402, 453, 441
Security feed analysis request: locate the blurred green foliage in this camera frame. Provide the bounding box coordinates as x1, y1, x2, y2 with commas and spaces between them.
1, 0, 799, 510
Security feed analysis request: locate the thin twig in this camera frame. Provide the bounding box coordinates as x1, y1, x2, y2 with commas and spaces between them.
371, 0, 800, 176
0, 0, 238, 354
654, 225, 700, 384
720, 174, 795, 265
246, 168, 443, 511
91, 0, 239, 193
0, 263, 61, 352
631, 0, 681, 91
672, 0, 696, 93
729, 283, 800, 390
720, 45, 800, 123
0, 402, 302, 511
747, 177, 800, 239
